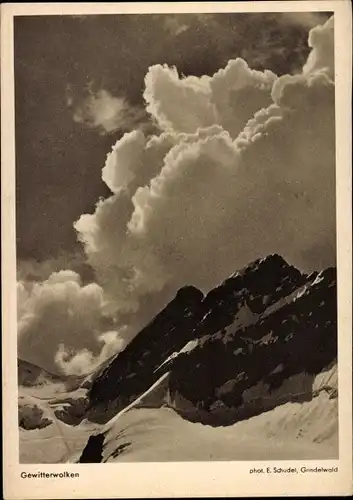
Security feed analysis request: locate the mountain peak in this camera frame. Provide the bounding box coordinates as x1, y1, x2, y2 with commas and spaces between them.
229, 253, 293, 279
174, 285, 204, 303
86, 254, 336, 426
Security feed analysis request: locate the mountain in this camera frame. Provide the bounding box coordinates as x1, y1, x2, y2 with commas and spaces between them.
19, 254, 338, 463
18, 357, 93, 453
77, 364, 338, 463
18, 358, 64, 387
87, 254, 336, 427
168, 266, 336, 425
18, 357, 91, 390
87, 285, 204, 420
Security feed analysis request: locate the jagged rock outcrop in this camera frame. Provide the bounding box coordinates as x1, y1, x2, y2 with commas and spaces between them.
168, 267, 337, 425
18, 358, 93, 428
18, 401, 53, 430
87, 254, 325, 424
154, 254, 308, 377
78, 434, 105, 463
191, 253, 307, 339
54, 397, 89, 426
69, 253, 338, 463
87, 285, 204, 420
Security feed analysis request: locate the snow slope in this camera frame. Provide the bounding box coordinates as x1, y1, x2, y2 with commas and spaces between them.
101, 399, 337, 462
19, 362, 337, 464
71, 363, 337, 463
18, 361, 99, 464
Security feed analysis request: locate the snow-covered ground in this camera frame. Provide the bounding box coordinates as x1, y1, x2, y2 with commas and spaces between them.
20, 416, 99, 464
18, 362, 338, 464
19, 380, 100, 464
97, 364, 338, 462
101, 397, 337, 462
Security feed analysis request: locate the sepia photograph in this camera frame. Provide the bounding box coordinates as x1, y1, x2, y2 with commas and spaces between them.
14, 8, 339, 464
2, 1, 352, 498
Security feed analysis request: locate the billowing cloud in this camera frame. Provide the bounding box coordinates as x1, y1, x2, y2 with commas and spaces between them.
19, 16, 336, 373
144, 65, 215, 133
143, 59, 277, 139
68, 87, 146, 135
303, 16, 334, 79
209, 59, 277, 138
17, 270, 126, 375
101, 129, 180, 193
55, 330, 126, 376
76, 125, 233, 314
17, 251, 95, 284
75, 16, 335, 328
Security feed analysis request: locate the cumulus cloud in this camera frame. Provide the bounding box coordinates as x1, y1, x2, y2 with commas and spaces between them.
55, 330, 126, 376
303, 16, 334, 79
76, 125, 235, 314
17, 251, 95, 284
101, 129, 180, 193
144, 65, 216, 133
143, 59, 277, 138
17, 270, 126, 375
75, 16, 335, 327
19, 16, 336, 373
128, 66, 334, 288
68, 87, 146, 135
209, 59, 277, 138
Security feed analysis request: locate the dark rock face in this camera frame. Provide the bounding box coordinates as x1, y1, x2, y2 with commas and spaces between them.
168, 267, 337, 425
78, 433, 105, 463
195, 254, 307, 337
86, 255, 337, 427
154, 254, 307, 376
18, 404, 53, 430
88, 285, 204, 418
54, 397, 88, 426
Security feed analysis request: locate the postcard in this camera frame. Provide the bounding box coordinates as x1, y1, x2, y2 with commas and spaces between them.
1, 1, 352, 498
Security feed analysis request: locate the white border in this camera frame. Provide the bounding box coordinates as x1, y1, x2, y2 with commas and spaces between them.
2, 2, 352, 498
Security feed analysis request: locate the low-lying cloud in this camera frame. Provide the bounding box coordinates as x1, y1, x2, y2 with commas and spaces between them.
18, 271, 127, 375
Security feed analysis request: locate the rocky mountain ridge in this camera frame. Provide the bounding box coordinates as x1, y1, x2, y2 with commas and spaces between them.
167, 267, 336, 425
86, 254, 337, 426
17, 253, 338, 463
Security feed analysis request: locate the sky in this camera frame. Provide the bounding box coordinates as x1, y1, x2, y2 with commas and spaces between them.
15, 12, 335, 375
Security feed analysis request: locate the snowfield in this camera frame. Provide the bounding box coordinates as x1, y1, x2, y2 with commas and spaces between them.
102, 398, 337, 463
18, 363, 338, 463
98, 363, 338, 462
